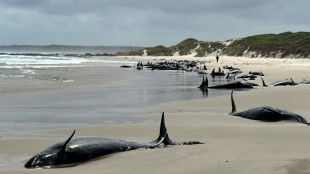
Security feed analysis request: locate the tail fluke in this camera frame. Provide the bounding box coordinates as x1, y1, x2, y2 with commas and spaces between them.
198, 77, 209, 88
261, 77, 268, 87
198, 77, 205, 88
230, 91, 236, 114
205, 76, 208, 87
150, 112, 175, 147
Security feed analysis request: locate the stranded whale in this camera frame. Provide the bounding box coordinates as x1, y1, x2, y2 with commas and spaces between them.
25, 113, 177, 169
199, 77, 253, 89
300, 79, 310, 84
229, 91, 309, 125
261, 77, 297, 87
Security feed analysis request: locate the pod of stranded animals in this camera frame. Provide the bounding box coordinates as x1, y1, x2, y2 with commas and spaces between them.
25, 59, 310, 169
121, 60, 210, 72
121, 60, 308, 88
25, 92, 310, 169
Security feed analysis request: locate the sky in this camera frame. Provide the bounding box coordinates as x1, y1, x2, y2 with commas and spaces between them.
0, 0, 309, 47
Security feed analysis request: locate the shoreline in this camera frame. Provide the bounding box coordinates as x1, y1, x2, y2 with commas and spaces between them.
1, 55, 310, 173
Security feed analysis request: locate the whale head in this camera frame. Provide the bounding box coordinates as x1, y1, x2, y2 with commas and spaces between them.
25, 130, 76, 169
24, 145, 63, 168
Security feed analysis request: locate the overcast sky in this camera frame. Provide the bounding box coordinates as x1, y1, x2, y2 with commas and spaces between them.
0, 0, 309, 46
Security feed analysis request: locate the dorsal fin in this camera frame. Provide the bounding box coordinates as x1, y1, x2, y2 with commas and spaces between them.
226, 72, 230, 79
290, 78, 297, 85
150, 112, 175, 147
159, 112, 166, 138
261, 77, 268, 87
230, 91, 236, 114
205, 76, 208, 87
58, 130, 75, 154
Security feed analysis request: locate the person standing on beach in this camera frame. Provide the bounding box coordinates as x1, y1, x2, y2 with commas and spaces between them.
216, 55, 219, 63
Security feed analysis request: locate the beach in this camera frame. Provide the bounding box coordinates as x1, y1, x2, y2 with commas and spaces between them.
1, 55, 310, 174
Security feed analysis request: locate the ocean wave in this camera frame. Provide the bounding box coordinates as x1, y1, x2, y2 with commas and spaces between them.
0, 55, 88, 65
0, 54, 136, 78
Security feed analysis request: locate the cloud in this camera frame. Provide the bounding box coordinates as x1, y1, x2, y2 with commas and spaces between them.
0, 0, 309, 46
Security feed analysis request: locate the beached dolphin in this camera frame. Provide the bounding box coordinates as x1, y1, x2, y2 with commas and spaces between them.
300, 79, 310, 84
237, 79, 259, 86
209, 82, 253, 89
261, 77, 297, 87
237, 74, 257, 80
25, 113, 177, 169
200, 77, 253, 89
223, 65, 240, 71
249, 71, 264, 76
229, 91, 309, 125
211, 68, 225, 77
229, 69, 243, 74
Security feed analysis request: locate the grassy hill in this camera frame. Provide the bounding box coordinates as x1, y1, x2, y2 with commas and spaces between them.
223, 32, 310, 58
119, 31, 310, 58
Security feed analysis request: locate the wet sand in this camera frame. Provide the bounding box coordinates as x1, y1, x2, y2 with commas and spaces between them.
1, 56, 310, 174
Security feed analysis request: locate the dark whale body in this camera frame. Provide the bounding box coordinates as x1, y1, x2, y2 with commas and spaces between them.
300, 79, 310, 84
25, 113, 175, 169
209, 82, 253, 89
211, 68, 225, 76
229, 91, 309, 125
238, 80, 259, 87
261, 77, 297, 87
237, 74, 257, 80
198, 77, 253, 89
249, 71, 264, 76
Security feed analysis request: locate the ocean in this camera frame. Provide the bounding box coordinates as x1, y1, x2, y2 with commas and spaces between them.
0, 54, 133, 77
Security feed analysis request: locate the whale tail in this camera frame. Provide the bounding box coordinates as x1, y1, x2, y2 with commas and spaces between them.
198, 77, 208, 88
198, 77, 205, 88
150, 112, 175, 147
205, 76, 208, 87
261, 77, 268, 87
230, 91, 237, 114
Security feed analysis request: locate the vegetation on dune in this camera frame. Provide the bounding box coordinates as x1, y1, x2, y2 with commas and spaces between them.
145, 45, 173, 56
171, 38, 199, 55
196, 42, 225, 57
116, 45, 173, 56
117, 49, 144, 56
223, 32, 310, 58
120, 31, 310, 58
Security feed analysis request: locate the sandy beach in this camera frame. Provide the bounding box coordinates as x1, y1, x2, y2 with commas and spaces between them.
1, 55, 310, 174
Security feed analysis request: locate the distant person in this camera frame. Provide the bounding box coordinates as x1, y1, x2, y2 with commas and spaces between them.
216, 55, 219, 63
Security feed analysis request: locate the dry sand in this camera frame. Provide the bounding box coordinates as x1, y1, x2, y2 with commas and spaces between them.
1, 55, 310, 174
